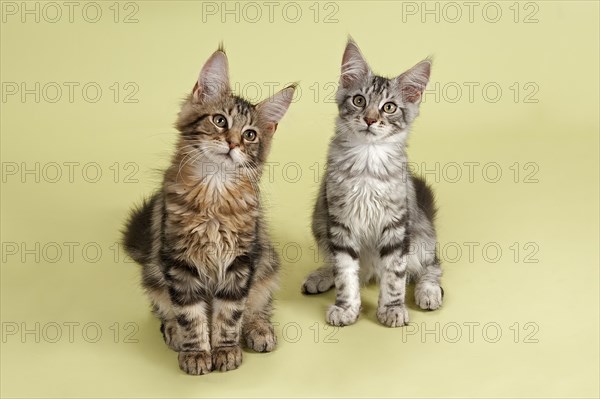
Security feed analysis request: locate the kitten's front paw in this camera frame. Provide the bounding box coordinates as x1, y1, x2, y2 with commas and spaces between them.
326, 304, 359, 326
377, 305, 409, 327
415, 284, 443, 310
244, 321, 277, 352
212, 345, 243, 372
178, 351, 212, 375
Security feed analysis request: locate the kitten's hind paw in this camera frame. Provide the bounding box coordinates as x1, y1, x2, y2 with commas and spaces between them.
415, 284, 443, 310
377, 305, 409, 328
212, 345, 243, 372
162, 320, 185, 352
326, 304, 359, 326
243, 321, 277, 353
178, 351, 212, 375
301, 268, 335, 294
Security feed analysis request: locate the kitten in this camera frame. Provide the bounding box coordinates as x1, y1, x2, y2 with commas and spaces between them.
302, 38, 444, 327
122, 47, 295, 374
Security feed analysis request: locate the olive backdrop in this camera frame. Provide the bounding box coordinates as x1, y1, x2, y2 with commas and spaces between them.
1, 1, 599, 398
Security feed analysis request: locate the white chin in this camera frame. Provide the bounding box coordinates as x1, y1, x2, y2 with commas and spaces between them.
227, 150, 245, 165
206, 152, 228, 162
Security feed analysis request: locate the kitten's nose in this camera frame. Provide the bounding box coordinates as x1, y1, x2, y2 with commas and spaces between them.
228, 141, 239, 150
364, 117, 378, 126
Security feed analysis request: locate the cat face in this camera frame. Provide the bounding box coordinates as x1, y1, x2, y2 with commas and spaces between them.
176, 48, 295, 172
336, 38, 431, 140
338, 76, 411, 137
178, 94, 268, 168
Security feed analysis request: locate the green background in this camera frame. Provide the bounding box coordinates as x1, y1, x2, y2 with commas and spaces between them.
1, 1, 598, 397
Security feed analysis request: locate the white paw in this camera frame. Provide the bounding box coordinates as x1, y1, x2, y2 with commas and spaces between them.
302, 269, 334, 294
377, 305, 409, 327
415, 284, 443, 310
326, 304, 359, 326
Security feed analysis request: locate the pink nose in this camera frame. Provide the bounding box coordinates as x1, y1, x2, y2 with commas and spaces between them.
228, 142, 239, 150
364, 117, 377, 126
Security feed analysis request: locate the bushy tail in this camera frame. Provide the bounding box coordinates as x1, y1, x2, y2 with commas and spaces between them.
412, 175, 437, 221
121, 195, 157, 265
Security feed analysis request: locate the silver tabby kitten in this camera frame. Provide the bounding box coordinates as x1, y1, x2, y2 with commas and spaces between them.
302, 38, 444, 327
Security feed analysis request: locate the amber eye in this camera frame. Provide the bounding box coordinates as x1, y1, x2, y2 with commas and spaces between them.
383, 102, 397, 113
243, 130, 257, 141
212, 114, 227, 128
352, 95, 366, 107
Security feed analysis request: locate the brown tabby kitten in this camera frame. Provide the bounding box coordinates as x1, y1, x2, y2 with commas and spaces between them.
122, 47, 295, 375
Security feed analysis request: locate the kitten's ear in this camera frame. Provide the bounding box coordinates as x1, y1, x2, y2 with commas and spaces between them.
340, 37, 370, 88
257, 84, 296, 134
192, 47, 230, 103
397, 59, 432, 104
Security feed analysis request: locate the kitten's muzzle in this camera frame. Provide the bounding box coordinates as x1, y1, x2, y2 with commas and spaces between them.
228, 141, 240, 150
364, 116, 378, 126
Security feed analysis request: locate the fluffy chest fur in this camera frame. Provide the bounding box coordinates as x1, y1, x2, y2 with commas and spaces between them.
326, 139, 408, 247
163, 169, 259, 275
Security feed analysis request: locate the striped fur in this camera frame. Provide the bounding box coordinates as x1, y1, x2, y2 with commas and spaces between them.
302, 38, 444, 327
123, 48, 294, 374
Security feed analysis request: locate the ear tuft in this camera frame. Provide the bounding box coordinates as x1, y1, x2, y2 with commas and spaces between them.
340, 37, 370, 88
193, 47, 230, 103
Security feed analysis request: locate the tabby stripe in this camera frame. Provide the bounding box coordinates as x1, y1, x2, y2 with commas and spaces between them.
335, 299, 348, 308
329, 219, 351, 234
168, 285, 208, 307
176, 315, 191, 327
380, 235, 410, 258
160, 249, 197, 272
393, 270, 406, 279
400, 108, 408, 125
381, 213, 408, 235
330, 244, 359, 260
214, 288, 250, 301
181, 114, 210, 136
231, 310, 243, 321
385, 299, 405, 307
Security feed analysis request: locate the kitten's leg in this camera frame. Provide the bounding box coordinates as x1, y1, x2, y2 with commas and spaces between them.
141, 263, 185, 351
301, 264, 334, 294
325, 210, 361, 326
173, 301, 212, 375
327, 249, 361, 326
164, 261, 212, 375
412, 235, 443, 310
148, 287, 181, 351
376, 227, 410, 327
410, 176, 444, 309
377, 251, 410, 327
211, 253, 255, 372
414, 264, 443, 310
211, 298, 245, 372
242, 273, 278, 352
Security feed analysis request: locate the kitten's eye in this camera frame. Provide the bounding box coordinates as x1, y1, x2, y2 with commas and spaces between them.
243, 130, 257, 141
212, 114, 227, 128
383, 102, 397, 113
352, 95, 366, 107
